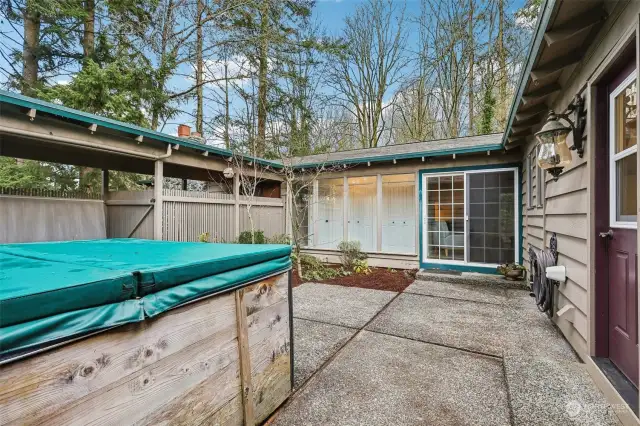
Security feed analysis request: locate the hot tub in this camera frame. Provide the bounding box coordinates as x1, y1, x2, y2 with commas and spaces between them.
0, 238, 293, 425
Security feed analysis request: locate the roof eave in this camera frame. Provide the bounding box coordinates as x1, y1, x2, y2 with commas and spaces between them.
501, 0, 557, 148
292, 143, 504, 169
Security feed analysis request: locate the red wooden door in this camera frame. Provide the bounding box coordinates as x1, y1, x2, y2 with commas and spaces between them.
607, 69, 638, 386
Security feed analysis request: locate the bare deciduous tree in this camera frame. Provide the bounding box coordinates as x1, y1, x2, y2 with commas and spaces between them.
329, 0, 408, 148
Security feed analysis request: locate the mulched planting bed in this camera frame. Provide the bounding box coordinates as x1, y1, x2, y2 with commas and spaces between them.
292, 266, 417, 292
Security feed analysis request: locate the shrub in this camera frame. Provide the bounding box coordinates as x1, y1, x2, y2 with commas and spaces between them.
353, 259, 371, 275
299, 254, 340, 281
267, 233, 291, 245
338, 240, 367, 269
238, 230, 266, 244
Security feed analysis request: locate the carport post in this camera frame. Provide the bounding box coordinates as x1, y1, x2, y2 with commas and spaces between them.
101, 169, 109, 199
154, 160, 163, 240
234, 172, 240, 238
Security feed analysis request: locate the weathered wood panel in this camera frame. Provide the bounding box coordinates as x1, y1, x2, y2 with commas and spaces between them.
243, 273, 291, 424
0, 272, 292, 426
240, 206, 285, 239
0, 196, 106, 243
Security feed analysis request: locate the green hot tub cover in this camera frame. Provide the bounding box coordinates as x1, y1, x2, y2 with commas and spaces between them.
0, 239, 291, 361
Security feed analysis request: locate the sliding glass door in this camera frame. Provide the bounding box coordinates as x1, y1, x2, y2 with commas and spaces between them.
422, 168, 518, 267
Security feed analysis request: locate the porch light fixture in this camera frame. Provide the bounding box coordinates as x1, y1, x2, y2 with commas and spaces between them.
534, 94, 586, 181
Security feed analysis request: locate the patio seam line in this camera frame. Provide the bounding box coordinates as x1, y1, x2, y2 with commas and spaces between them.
501, 351, 517, 426
291, 315, 366, 330
362, 328, 503, 361
267, 291, 403, 423
401, 289, 532, 309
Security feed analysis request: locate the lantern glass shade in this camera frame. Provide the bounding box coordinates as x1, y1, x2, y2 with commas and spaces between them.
535, 118, 573, 170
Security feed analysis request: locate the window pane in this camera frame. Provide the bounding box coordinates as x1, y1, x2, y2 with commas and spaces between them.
382, 174, 416, 253
315, 178, 344, 249
348, 176, 377, 252
616, 153, 637, 222
615, 79, 637, 153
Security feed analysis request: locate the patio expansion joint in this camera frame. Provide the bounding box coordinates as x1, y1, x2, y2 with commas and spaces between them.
267, 290, 404, 423
402, 288, 513, 308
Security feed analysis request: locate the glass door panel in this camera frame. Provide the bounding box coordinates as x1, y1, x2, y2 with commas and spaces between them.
468, 171, 515, 264
381, 174, 416, 253
425, 174, 464, 261
348, 176, 377, 252
315, 178, 344, 249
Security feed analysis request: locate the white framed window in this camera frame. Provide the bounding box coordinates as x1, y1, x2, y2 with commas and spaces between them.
535, 146, 544, 208
527, 147, 543, 209
527, 155, 533, 209
421, 167, 519, 267
609, 71, 638, 229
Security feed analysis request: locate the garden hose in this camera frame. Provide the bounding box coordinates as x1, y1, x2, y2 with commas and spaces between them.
529, 246, 557, 316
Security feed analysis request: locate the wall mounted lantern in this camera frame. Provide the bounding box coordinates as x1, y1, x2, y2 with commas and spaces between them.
534, 94, 586, 181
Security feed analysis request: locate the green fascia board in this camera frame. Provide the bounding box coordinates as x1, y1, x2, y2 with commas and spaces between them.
293, 143, 504, 169
501, 0, 555, 148
0, 89, 281, 169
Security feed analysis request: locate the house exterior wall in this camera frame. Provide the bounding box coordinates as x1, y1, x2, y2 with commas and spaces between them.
302, 150, 521, 268
520, 0, 639, 363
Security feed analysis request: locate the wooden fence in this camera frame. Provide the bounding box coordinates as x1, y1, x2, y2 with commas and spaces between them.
0, 187, 286, 244
106, 189, 285, 242
0, 188, 105, 243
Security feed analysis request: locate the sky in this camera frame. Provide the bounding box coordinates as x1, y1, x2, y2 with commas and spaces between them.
0, 0, 529, 143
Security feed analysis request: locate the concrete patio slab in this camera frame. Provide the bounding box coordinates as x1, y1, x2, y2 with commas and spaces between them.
504, 355, 620, 425
293, 318, 357, 389
293, 283, 397, 328
405, 279, 509, 305
417, 270, 529, 290
366, 293, 577, 361
273, 331, 511, 426
505, 288, 539, 310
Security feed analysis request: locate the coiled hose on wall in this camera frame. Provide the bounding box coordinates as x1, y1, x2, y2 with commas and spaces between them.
529, 246, 557, 316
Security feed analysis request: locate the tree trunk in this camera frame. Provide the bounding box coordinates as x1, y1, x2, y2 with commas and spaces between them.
83, 0, 95, 61
497, 0, 507, 129
195, 0, 204, 134
224, 61, 230, 149
467, 0, 474, 135
21, 0, 40, 95
256, 0, 270, 156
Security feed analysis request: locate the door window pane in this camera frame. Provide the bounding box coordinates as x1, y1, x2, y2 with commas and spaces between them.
616, 153, 637, 222
315, 178, 344, 249
382, 174, 415, 254
425, 174, 463, 261
614, 79, 637, 153
348, 176, 377, 252
468, 171, 515, 264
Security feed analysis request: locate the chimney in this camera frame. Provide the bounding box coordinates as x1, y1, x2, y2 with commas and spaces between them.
178, 124, 191, 138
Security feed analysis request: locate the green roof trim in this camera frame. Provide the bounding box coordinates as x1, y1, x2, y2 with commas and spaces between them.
293, 143, 504, 168
501, 0, 555, 148
1, 89, 504, 170
0, 89, 281, 169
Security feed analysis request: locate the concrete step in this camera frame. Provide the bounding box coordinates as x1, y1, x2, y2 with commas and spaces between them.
417, 269, 530, 290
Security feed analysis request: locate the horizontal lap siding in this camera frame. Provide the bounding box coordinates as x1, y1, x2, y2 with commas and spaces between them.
521, 92, 590, 356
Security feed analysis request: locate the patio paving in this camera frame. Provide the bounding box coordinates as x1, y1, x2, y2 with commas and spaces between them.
274, 279, 620, 425
292, 283, 397, 328
366, 292, 577, 361
275, 330, 511, 426
292, 318, 357, 389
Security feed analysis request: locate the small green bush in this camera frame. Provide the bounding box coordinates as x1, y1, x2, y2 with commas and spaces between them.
299, 254, 340, 281
238, 230, 266, 244
353, 259, 371, 275
267, 233, 291, 245
338, 240, 367, 269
